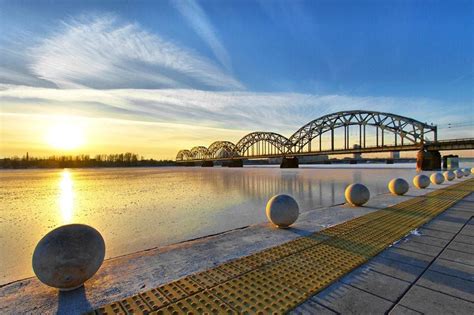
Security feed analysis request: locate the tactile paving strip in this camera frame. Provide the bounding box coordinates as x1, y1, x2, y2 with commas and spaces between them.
90, 179, 473, 314
140, 289, 170, 311
152, 290, 236, 315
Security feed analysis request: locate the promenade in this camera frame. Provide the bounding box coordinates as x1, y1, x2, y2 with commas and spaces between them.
0, 178, 472, 314
292, 190, 474, 314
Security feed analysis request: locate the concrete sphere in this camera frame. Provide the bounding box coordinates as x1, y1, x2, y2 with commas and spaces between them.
463, 168, 471, 176
444, 171, 455, 181
413, 175, 430, 189
430, 173, 444, 185
266, 194, 299, 228
345, 183, 370, 206
32, 224, 105, 291
388, 178, 409, 196
455, 169, 464, 178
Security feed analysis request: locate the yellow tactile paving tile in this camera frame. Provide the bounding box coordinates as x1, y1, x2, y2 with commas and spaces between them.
157, 281, 191, 303
174, 277, 203, 295
119, 295, 152, 314
91, 179, 473, 315
189, 267, 232, 289
150, 290, 237, 315
139, 289, 170, 311
209, 270, 304, 313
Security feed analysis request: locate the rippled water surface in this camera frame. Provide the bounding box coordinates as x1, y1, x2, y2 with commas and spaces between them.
1, 163, 472, 284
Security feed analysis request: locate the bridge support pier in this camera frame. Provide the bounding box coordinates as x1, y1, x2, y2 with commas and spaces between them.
201, 161, 214, 167
443, 154, 459, 169
416, 149, 441, 171
224, 159, 243, 167
432, 150, 441, 170
280, 157, 299, 168
183, 162, 196, 167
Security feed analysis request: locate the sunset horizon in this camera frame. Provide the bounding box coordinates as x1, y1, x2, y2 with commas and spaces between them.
1, 1, 472, 159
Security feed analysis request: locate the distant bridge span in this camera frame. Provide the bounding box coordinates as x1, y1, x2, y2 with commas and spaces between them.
176, 110, 473, 169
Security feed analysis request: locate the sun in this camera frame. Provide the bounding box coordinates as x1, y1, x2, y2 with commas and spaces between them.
46, 122, 85, 150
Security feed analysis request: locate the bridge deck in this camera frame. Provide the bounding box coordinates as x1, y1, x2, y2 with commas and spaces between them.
176, 138, 474, 162
91, 179, 474, 314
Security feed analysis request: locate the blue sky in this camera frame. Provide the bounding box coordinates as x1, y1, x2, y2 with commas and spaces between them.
0, 0, 473, 157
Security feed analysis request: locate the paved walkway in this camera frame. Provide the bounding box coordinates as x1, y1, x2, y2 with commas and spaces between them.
292, 193, 474, 314
90, 179, 473, 314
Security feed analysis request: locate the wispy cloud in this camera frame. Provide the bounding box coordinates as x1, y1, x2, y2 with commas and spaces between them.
2, 84, 470, 139
172, 0, 232, 71
26, 15, 243, 90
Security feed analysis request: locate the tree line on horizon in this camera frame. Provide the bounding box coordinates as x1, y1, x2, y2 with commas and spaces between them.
0, 152, 176, 169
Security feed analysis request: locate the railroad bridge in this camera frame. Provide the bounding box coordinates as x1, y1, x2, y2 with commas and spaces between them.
176, 110, 473, 170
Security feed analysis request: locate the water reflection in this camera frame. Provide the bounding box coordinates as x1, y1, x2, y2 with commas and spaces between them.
59, 169, 74, 224
203, 169, 351, 210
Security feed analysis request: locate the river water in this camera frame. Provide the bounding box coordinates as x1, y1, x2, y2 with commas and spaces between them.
1, 163, 472, 284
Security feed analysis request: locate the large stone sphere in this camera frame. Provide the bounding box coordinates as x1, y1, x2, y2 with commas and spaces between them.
345, 183, 370, 206
455, 169, 464, 178
444, 171, 455, 181
32, 224, 105, 291
266, 194, 299, 228
463, 168, 471, 176
413, 175, 430, 189
430, 172, 444, 185
388, 178, 409, 196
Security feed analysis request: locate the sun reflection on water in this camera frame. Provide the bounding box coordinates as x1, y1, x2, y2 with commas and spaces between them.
59, 169, 74, 223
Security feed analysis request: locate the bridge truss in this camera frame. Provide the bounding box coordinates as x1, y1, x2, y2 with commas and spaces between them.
176, 110, 439, 161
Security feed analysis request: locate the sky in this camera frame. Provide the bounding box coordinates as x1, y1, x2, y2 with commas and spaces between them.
0, 0, 473, 159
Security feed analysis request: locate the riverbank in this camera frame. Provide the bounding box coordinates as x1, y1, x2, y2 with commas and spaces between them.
0, 177, 471, 314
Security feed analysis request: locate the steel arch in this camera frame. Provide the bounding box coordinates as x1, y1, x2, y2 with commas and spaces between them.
190, 146, 211, 160
208, 141, 238, 159
289, 110, 437, 153
176, 149, 193, 161
235, 132, 291, 157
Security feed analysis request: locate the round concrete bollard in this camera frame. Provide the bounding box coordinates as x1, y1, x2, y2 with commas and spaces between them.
455, 169, 464, 179
345, 183, 370, 206
430, 172, 444, 185
388, 178, 409, 196
444, 171, 455, 181
463, 168, 471, 177
32, 224, 105, 291
266, 194, 299, 228
413, 175, 430, 189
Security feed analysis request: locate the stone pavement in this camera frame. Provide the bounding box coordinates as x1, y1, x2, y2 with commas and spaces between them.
291, 193, 474, 315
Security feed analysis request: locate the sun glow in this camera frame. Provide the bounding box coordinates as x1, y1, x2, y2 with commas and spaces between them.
46, 121, 85, 150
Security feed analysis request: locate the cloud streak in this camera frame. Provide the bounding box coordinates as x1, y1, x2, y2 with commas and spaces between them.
27, 15, 243, 90
2, 84, 470, 138
172, 0, 233, 71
